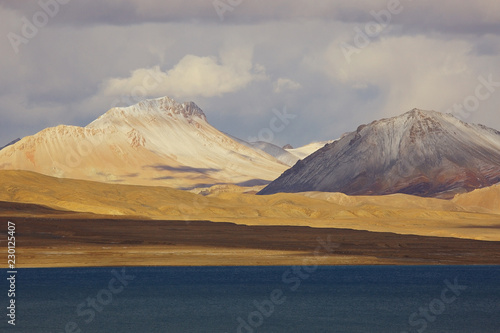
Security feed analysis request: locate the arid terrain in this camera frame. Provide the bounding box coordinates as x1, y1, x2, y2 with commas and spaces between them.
1, 170, 499, 267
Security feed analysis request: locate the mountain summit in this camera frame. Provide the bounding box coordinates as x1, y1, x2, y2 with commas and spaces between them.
259, 109, 500, 198
89, 97, 207, 128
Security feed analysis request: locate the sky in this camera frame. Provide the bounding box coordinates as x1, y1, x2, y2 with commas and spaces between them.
1, 0, 499, 148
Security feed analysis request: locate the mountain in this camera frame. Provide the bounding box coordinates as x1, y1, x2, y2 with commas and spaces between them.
0, 138, 20, 150
247, 141, 299, 166
0, 97, 288, 188
224, 136, 332, 167
259, 109, 500, 198
285, 140, 334, 159
223, 134, 299, 167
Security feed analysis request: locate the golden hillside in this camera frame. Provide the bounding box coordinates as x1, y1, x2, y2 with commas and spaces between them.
0, 170, 499, 241
452, 184, 500, 214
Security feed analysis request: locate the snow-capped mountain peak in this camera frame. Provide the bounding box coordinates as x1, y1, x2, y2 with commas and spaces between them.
88, 96, 206, 130
259, 109, 500, 198
0, 96, 287, 189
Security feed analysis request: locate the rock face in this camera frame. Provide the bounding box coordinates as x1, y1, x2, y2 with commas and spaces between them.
259, 109, 500, 198
0, 97, 288, 189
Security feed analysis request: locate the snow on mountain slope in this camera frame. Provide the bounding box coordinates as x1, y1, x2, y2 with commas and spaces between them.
0, 97, 288, 188
247, 141, 299, 166
223, 134, 300, 167
286, 140, 334, 159
259, 109, 500, 198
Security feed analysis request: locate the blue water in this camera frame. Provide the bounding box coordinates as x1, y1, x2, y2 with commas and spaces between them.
1, 266, 499, 332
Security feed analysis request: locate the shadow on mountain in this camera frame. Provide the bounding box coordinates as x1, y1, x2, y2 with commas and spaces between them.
179, 183, 224, 190
151, 176, 174, 180
0, 201, 70, 215
144, 164, 220, 174
236, 179, 271, 187
122, 173, 139, 178
179, 179, 270, 190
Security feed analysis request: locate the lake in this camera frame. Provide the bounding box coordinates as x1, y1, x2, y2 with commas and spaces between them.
1, 266, 499, 332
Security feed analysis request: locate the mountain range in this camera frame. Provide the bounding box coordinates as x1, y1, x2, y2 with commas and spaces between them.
1, 99, 499, 198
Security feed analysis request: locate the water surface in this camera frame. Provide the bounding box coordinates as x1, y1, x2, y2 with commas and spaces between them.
1, 266, 499, 332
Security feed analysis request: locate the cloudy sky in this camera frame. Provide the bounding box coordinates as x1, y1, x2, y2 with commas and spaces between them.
1, 0, 499, 148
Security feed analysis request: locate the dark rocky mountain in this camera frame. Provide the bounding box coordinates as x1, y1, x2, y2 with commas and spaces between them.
259, 109, 500, 198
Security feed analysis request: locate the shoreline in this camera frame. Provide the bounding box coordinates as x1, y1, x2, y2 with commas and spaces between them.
3, 216, 500, 268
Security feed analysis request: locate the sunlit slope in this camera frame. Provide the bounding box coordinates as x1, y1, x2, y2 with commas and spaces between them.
453, 184, 500, 214
0, 170, 204, 216
1, 170, 499, 240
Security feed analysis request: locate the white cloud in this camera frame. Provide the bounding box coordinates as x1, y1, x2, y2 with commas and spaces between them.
101, 46, 267, 100
1, 1, 500, 148
273, 78, 301, 93
320, 34, 500, 119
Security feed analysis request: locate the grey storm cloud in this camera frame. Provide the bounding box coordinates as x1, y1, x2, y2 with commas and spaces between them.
0, 0, 499, 148
1, 0, 499, 35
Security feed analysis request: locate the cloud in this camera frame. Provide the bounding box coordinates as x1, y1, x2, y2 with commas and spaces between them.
0, 1, 499, 149
273, 78, 301, 93
101, 46, 267, 100
2, 0, 499, 35
318, 33, 500, 121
